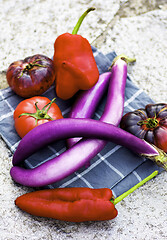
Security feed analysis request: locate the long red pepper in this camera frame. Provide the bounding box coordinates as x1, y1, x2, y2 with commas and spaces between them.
15, 171, 158, 222
53, 8, 99, 100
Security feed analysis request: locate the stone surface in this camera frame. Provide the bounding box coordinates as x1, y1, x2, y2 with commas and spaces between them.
0, 1, 167, 239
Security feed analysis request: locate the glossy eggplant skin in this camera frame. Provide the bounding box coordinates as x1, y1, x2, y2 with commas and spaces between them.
67, 72, 111, 147
11, 118, 161, 187
120, 103, 167, 152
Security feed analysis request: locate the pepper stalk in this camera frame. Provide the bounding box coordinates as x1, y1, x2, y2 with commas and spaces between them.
112, 170, 158, 205
72, 7, 95, 35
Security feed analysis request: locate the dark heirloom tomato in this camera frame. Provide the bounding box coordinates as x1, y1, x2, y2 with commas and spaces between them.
120, 103, 167, 152
6, 54, 55, 98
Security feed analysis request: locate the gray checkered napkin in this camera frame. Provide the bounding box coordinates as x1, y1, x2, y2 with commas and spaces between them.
0, 48, 162, 197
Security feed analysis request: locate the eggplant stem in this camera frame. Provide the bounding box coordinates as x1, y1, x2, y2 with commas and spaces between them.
112, 170, 158, 205
143, 145, 167, 171
72, 7, 95, 35
109, 54, 136, 69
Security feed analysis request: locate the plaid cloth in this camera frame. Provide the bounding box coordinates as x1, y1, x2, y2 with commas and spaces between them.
0, 48, 163, 197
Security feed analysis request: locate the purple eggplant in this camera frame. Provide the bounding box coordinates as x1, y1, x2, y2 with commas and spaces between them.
13, 54, 130, 166
10, 118, 167, 187
11, 55, 144, 187
67, 54, 133, 153
67, 72, 111, 147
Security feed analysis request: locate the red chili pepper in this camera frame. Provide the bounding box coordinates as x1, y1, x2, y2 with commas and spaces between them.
53, 8, 99, 100
15, 171, 158, 222
15, 188, 117, 222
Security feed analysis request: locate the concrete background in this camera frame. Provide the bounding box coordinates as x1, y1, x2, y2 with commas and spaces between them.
0, 0, 167, 239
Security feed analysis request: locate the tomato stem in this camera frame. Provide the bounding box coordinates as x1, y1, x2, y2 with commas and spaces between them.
18, 59, 47, 78
111, 170, 158, 205
72, 7, 95, 35
137, 117, 159, 129
19, 98, 56, 124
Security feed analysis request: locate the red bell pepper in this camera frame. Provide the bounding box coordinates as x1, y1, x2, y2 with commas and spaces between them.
53, 8, 99, 100
15, 171, 158, 222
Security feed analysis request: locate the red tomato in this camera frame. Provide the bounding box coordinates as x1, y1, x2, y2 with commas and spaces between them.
6, 54, 55, 98
120, 103, 167, 152
14, 96, 63, 138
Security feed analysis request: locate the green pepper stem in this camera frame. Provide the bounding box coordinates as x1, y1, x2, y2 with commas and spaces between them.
72, 7, 95, 35
112, 170, 158, 205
